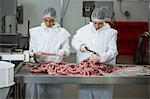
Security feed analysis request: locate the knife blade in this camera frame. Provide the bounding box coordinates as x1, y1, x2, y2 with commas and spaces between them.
85, 47, 99, 56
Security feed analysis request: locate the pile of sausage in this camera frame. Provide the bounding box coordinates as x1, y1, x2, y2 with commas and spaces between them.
29, 59, 125, 76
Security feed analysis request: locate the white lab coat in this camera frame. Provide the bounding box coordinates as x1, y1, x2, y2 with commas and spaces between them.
72, 22, 118, 99
29, 22, 71, 62
26, 23, 71, 99
72, 22, 118, 64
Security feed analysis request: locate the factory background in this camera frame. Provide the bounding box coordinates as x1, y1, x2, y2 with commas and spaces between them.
0, 0, 149, 36
0, 0, 149, 99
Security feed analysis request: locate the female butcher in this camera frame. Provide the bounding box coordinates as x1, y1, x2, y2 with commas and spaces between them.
72, 8, 118, 99
27, 7, 71, 99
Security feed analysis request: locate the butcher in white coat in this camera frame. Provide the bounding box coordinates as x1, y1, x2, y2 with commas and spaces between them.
72, 8, 118, 99
26, 7, 71, 99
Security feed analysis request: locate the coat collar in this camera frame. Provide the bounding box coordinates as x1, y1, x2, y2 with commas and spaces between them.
41, 22, 60, 30
89, 22, 110, 32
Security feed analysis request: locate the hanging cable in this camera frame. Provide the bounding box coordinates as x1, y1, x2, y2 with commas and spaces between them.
118, 0, 130, 18
59, 0, 70, 24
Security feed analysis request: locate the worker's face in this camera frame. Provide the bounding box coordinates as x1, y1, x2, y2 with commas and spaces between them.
44, 17, 55, 28
92, 21, 104, 30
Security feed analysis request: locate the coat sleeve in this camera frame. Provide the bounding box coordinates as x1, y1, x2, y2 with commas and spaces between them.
100, 31, 118, 63
60, 38, 70, 57
71, 31, 83, 51
29, 29, 37, 52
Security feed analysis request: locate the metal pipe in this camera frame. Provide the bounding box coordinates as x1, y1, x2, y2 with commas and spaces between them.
9, 24, 11, 33
148, 0, 150, 64
60, 0, 64, 26
1, 16, 6, 33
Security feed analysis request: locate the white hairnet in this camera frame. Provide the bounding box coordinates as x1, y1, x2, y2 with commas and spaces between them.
91, 8, 106, 22
42, 7, 56, 19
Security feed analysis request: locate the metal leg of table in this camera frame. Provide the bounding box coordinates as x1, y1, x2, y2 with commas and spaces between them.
20, 83, 25, 99
14, 83, 21, 99
6, 86, 13, 99
149, 84, 150, 99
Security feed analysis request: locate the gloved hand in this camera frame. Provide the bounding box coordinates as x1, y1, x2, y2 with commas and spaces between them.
57, 49, 65, 57
34, 51, 42, 58
80, 44, 87, 52
89, 53, 100, 62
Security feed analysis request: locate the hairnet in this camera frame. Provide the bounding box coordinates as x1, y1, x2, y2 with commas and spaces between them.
91, 8, 106, 22
42, 7, 56, 19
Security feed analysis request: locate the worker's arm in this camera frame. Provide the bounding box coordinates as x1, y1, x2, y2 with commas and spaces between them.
71, 32, 84, 51
60, 38, 70, 57
29, 29, 37, 52
100, 31, 118, 63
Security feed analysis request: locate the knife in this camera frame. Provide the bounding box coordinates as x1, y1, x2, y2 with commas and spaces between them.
85, 47, 99, 56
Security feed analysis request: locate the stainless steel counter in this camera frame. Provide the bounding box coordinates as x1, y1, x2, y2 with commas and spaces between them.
0, 87, 10, 99
14, 62, 150, 99
15, 62, 150, 85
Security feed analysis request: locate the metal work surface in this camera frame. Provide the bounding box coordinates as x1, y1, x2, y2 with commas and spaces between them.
15, 62, 150, 84
0, 87, 10, 99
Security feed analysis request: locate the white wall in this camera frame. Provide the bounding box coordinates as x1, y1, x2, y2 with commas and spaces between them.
17, 0, 61, 36
0, 0, 16, 33
16, 0, 149, 36
62, 0, 149, 37
1, 0, 16, 16
5, 15, 16, 33
62, 0, 86, 37
114, 0, 149, 21
0, 0, 1, 18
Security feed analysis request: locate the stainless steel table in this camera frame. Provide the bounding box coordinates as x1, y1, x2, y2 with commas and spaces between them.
0, 87, 10, 99
14, 62, 150, 99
